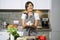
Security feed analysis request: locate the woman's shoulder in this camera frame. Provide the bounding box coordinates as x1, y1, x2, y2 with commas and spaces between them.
21, 12, 27, 19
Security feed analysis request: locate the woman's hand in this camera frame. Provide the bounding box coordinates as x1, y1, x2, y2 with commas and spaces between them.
29, 23, 33, 26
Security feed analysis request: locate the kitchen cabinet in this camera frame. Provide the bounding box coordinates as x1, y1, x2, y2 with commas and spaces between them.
0, 0, 21, 9
21, 0, 51, 9
35, 0, 51, 9
0, 32, 9, 40
0, 0, 51, 9
50, 32, 60, 40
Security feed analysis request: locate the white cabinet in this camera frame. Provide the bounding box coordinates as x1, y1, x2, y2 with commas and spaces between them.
0, 0, 21, 9
35, 0, 51, 9
20, 0, 51, 9
0, 32, 9, 40
0, 0, 51, 9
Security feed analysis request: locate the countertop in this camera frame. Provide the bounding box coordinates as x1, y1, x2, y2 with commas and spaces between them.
36, 26, 51, 31
0, 26, 51, 32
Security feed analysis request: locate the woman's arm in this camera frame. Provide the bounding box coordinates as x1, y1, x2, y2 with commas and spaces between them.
34, 20, 39, 28
21, 13, 30, 28
21, 19, 26, 28
21, 14, 27, 28
34, 13, 40, 28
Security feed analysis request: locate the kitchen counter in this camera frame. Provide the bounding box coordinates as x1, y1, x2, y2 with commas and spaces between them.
0, 26, 51, 40
37, 26, 51, 32
17, 26, 51, 32
16, 36, 36, 40
0, 26, 51, 32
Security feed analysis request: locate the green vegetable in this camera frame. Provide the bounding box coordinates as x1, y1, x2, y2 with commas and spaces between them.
8, 27, 20, 40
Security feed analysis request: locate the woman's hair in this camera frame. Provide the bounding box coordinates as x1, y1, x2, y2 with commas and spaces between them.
25, 1, 34, 10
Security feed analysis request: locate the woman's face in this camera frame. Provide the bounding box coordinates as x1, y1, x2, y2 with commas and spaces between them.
27, 3, 33, 12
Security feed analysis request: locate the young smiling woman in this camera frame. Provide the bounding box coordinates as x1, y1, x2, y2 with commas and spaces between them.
21, 1, 40, 36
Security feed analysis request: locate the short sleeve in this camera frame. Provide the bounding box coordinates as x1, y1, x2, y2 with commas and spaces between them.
34, 13, 40, 20
21, 14, 26, 19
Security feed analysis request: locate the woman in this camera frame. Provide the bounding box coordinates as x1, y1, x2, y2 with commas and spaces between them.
21, 1, 40, 36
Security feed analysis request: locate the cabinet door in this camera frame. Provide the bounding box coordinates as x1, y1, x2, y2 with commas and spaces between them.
0, 32, 9, 40
0, 0, 21, 9
35, 0, 51, 9
0, 0, 51, 9
0, 0, 36, 9
20, 0, 51, 9
50, 32, 60, 40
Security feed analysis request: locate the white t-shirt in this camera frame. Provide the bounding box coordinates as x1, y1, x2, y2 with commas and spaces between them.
21, 13, 40, 20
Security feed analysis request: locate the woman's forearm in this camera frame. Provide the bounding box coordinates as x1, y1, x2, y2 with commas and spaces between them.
34, 20, 38, 28
21, 19, 26, 28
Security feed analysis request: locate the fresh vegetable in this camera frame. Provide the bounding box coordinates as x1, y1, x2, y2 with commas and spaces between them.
7, 25, 20, 40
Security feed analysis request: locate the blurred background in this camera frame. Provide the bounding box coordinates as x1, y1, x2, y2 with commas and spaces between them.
0, 0, 60, 40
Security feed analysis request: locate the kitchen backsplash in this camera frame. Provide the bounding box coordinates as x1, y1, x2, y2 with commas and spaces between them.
0, 12, 22, 26
0, 11, 48, 26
